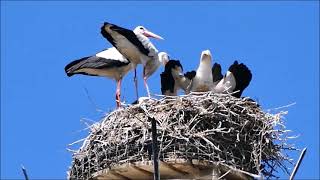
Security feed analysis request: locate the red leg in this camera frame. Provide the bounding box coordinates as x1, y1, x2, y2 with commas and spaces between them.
116, 79, 122, 108
134, 68, 139, 100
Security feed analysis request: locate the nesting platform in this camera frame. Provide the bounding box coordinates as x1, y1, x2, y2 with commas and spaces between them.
68, 92, 295, 179
92, 159, 254, 180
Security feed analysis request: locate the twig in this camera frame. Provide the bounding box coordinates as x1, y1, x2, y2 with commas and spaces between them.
289, 147, 307, 180
21, 164, 29, 180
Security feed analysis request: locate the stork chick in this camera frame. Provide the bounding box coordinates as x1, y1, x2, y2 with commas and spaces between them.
161, 60, 195, 96
189, 50, 214, 92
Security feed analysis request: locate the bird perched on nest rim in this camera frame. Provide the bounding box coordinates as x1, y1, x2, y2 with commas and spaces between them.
100, 22, 168, 98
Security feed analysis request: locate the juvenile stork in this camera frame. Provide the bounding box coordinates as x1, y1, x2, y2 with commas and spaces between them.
189, 50, 214, 92
185, 50, 252, 97
160, 60, 195, 96
64, 47, 133, 108
100, 22, 167, 97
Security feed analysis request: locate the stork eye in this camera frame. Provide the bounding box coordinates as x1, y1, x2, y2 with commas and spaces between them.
139, 27, 144, 30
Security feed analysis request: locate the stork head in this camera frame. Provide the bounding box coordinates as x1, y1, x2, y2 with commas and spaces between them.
200, 50, 212, 62
143, 52, 169, 79
158, 52, 170, 65
133, 26, 164, 40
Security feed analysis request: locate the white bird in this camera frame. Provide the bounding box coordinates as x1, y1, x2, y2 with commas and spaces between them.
184, 50, 252, 97
100, 22, 168, 98
189, 50, 214, 92
65, 47, 133, 108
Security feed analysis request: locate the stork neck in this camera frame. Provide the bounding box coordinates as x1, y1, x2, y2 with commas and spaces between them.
197, 61, 212, 74
136, 34, 158, 57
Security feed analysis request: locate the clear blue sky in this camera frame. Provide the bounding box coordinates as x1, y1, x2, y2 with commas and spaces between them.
1, 1, 319, 179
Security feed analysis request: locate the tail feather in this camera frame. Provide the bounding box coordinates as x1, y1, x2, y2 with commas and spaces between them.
228, 61, 252, 97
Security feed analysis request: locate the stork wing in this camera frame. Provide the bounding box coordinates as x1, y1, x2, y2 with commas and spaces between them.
160, 72, 175, 95
101, 22, 150, 57
228, 61, 252, 97
184, 71, 196, 80
65, 48, 130, 77
212, 63, 223, 83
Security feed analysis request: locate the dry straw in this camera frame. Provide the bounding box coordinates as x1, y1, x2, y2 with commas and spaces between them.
68, 92, 297, 179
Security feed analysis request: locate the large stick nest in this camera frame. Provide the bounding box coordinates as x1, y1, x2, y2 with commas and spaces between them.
68, 92, 296, 179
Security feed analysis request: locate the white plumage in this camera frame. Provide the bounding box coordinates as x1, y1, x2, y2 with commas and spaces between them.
101, 22, 167, 97
190, 50, 214, 92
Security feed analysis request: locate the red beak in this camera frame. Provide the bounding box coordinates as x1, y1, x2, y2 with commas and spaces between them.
143, 30, 164, 40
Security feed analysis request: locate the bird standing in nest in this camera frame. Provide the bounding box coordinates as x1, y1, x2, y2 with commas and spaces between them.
171, 49, 252, 98
101, 22, 168, 98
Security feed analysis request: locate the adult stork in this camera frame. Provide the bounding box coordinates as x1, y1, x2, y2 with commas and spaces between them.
64, 47, 133, 108
160, 60, 195, 96
212, 61, 252, 98
100, 22, 167, 98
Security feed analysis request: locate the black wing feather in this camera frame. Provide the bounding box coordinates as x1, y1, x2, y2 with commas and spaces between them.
228, 60, 252, 97
184, 71, 196, 80
160, 72, 175, 95
160, 60, 182, 95
212, 63, 223, 83
65, 56, 129, 77
101, 22, 150, 57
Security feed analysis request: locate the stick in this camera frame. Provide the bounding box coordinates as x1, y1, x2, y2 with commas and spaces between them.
289, 148, 307, 180
150, 116, 160, 180
21, 165, 29, 180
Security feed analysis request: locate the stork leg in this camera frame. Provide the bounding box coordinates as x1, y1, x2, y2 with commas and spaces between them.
134, 68, 139, 100
115, 79, 122, 108
143, 76, 151, 98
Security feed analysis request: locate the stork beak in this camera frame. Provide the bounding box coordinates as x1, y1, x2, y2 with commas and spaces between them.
143, 30, 164, 40
202, 50, 211, 57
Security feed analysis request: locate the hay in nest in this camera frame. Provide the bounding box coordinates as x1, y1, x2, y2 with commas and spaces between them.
68, 92, 297, 179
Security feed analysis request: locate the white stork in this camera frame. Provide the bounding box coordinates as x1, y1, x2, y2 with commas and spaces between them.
65, 47, 133, 108
185, 50, 252, 98
189, 50, 214, 92
100, 22, 168, 97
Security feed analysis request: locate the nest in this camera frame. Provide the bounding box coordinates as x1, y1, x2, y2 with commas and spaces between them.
68, 92, 296, 179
